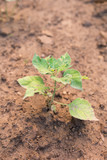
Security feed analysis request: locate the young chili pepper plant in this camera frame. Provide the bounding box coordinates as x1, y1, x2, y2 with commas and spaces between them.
18, 53, 98, 121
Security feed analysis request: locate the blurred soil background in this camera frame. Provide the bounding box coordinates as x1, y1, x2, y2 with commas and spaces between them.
0, 0, 107, 159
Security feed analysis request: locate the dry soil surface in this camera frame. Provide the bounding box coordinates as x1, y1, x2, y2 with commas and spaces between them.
0, 0, 107, 160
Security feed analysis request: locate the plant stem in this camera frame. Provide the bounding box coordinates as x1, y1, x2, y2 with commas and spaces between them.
54, 100, 68, 106
49, 80, 56, 107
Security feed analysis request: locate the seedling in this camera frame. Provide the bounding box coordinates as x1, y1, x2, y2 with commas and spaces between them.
18, 53, 98, 121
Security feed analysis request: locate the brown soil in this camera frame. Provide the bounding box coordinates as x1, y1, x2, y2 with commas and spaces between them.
0, 0, 107, 160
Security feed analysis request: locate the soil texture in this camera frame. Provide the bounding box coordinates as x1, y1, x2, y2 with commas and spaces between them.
0, 0, 107, 159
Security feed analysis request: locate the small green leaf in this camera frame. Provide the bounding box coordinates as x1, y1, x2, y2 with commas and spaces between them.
64, 69, 82, 90
24, 88, 35, 99
51, 69, 82, 90
45, 55, 51, 61
47, 92, 52, 97
32, 54, 51, 74
51, 74, 71, 85
82, 76, 89, 79
68, 98, 98, 121
57, 53, 71, 71
18, 76, 44, 88
47, 57, 59, 70
45, 53, 71, 72
51, 105, 56, 112
18, 76, 49, 98
60, 52, 71, 65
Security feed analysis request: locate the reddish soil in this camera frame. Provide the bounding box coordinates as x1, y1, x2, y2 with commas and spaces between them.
0, 0, 107, 159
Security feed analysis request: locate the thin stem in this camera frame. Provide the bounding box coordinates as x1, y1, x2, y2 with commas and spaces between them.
54, 100, 68, 106
49, 80, 56, 107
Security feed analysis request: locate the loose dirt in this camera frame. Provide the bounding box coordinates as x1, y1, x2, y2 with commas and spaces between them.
0, 0, 107, 159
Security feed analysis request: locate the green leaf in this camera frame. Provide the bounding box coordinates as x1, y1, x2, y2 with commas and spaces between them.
45, 53, 71, 72
60, 52, 71, 66
47, 92, 52, 97
82, 76, 89, 79
64, 69, 82, 90
47, 57, 59, 70
24, 88, 35, 99
51, 69, 82, 90
32, 54, 51, 74
18, 76, 44, 88
32, 53, 71, 74
68, 98, 98, 121
45, 55, 51, 61
57, 53, 71, 71
18, 76, 49, 98
51, 74, 72, 85
51, 105, 56, 112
